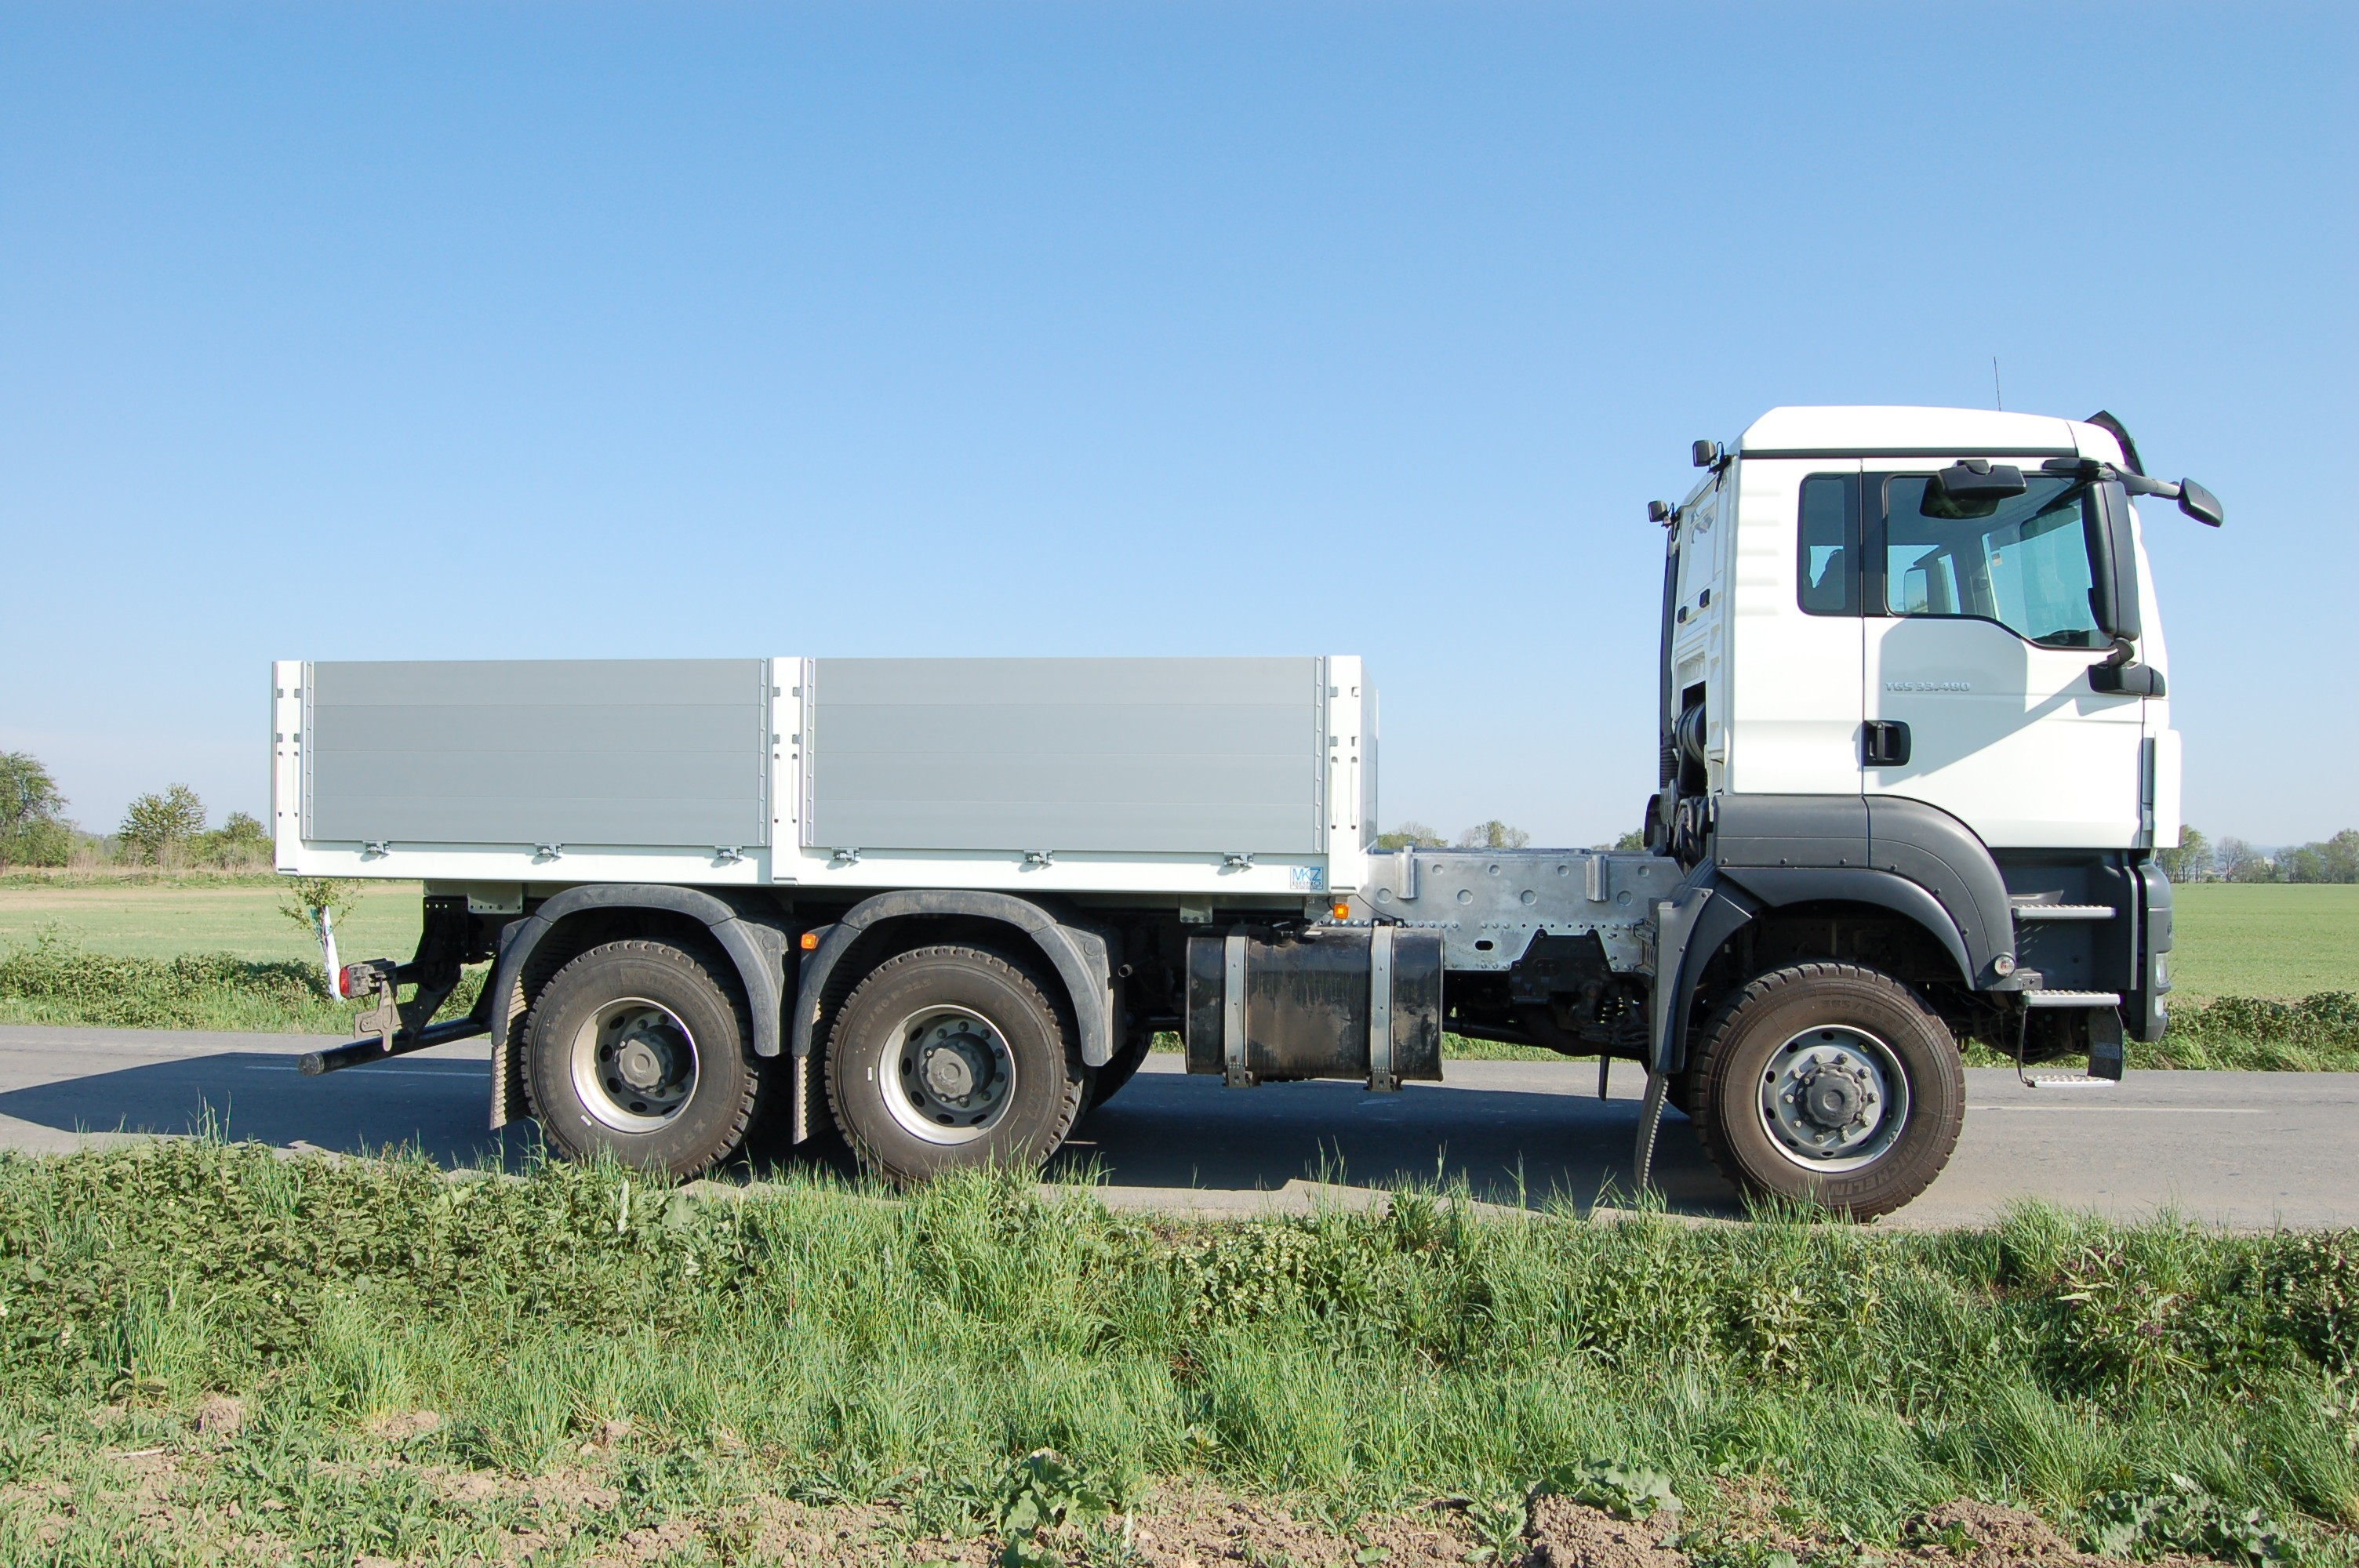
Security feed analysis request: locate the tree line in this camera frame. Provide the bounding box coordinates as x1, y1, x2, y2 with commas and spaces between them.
0, 751, 271, 871
2157, 826, 2359, 884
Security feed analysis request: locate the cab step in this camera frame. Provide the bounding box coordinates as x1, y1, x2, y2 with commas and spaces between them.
2014, 1002, 2127, 1089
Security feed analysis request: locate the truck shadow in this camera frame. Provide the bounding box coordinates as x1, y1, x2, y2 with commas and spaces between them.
1052, 1069, 1743, 1216
0, 1052, 537, 1170
0, 1051, 1743, 1217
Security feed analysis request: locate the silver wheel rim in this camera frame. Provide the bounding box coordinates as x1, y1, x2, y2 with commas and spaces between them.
570, 997, 699, 1133
1757, 1024, 1910, 1173
881, 1005, 1016, 1145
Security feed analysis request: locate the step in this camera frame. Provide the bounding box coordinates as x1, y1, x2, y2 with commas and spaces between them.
2022, 989, 2123, 1008
2011, 902, 2117, 921
2020, 1070, 2120, 1090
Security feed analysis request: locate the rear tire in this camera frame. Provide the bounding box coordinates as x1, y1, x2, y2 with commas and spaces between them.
1687, 962, 1964, 1219
522, 939, 770, 1178
824, 945, 1086, 1181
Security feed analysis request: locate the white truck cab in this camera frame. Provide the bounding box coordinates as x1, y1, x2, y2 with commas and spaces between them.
1670, 407, 2183, 849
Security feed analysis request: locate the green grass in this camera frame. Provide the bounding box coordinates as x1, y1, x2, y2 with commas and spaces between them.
0, 1142, 2353, 1564
0, 873, 431, 967
2171, 884, 2359, 1003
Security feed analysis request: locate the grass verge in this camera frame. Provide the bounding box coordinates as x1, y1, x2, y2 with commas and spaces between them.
0, 1142, 2354, 1564
0, 931, 484, 1033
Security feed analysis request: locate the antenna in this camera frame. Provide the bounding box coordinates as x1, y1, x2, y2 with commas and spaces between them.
1993, 357, 2003, 411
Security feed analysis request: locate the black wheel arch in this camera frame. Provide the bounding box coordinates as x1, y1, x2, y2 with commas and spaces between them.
1659, 872, 1990, 1075
791, 889, 1118, 1069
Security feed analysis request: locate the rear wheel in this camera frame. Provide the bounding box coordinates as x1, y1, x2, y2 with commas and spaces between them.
1687, 962, 1964, 1219
522, 939, 771, 1178
824, 945, 1086, 1181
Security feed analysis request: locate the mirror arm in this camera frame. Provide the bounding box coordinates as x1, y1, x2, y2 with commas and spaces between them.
2096, 634, 2138, 671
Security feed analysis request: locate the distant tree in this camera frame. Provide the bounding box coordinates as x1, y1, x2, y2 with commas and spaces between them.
118, 784, 208, 864
197, 810, 272, 868
2214, 837, 2276, 884
2155, 825, 2214, 883
1374, 822, 1447, 851
0, 751, 75, 867
1612, 830, 1645, 851
2322, 829, 2359, 884
2280, 844, 2330, 884
1456, 820, 1532, 850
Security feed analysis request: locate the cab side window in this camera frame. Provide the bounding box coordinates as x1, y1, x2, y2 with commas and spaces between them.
1797, 474, 1859, 615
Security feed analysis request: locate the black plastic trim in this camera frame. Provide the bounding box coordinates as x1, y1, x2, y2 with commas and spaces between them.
1656, 877, 1761, 1073
1712, 865, 1975, 986
1707, 793, 2016, 988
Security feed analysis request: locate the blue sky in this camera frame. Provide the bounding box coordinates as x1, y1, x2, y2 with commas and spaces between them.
3, 2, 2352, 848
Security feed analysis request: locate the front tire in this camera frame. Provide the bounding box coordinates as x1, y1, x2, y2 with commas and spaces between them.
824, 945, 1086, 1181
522, 939, 771, 1178
1687, 962, 1964, 1219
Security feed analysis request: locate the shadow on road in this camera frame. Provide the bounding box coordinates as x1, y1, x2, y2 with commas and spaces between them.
0, 1050, 1746, 1216
0, 1053, 537, 1171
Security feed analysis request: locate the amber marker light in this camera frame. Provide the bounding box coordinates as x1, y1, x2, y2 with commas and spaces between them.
798, 931, 821, 951
1331, 902, 1351, 920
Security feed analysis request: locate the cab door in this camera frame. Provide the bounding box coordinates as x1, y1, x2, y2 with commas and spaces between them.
1861, 468, 2145, 848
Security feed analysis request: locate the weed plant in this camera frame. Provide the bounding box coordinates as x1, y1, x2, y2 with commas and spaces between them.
0, 1143, 2353, 1562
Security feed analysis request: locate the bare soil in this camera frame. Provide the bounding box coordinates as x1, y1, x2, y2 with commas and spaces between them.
2, 1443, 2241, 1568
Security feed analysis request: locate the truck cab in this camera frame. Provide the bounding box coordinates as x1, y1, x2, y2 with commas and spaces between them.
1633, 406, 2219, 1211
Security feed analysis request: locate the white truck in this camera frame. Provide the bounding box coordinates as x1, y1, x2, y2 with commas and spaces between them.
272, 405, 2223, 1217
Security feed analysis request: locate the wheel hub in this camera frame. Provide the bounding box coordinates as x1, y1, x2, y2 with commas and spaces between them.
920, 1033, 987, 1102
569, 999, 700, 1133
1758, 1025, 1910, 1173
614, 1033, 676, 1092
887, 1007, 1016, 1144
1797, 1061, 1869, 1128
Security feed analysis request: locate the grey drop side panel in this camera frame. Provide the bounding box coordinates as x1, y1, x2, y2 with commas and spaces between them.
304, 659, 769, 848
809, 657, 1323, 854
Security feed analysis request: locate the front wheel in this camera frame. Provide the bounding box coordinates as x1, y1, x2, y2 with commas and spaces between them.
1687, 962, 1964, 1219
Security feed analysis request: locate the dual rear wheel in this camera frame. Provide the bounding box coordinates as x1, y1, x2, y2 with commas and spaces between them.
523, 938, 1089, 1182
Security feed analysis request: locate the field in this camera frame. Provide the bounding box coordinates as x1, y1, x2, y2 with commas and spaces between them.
0, 1142, 2351, 1566
2168, 884, 2359, 1000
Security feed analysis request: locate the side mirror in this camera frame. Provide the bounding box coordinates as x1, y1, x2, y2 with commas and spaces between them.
1691, 440, 1721, 469
1648, 499, 1673, 525
2176, 480, 2223, 527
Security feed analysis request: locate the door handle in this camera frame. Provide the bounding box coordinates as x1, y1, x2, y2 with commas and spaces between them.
1862, 720, 1912, 767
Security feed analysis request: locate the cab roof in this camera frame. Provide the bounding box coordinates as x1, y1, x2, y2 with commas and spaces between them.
1738, 405, 2127, 466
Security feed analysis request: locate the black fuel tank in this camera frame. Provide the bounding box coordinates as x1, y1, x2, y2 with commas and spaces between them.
1183, 924, 1443, 1087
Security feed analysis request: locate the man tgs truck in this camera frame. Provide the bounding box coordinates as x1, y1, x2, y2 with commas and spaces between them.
274, 405, 2221, 1218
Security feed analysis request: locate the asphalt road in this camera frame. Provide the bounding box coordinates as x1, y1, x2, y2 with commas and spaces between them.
0, 1023, 2350, 1228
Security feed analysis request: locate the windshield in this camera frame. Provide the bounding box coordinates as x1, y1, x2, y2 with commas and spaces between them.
1880, 474, 2106, 648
